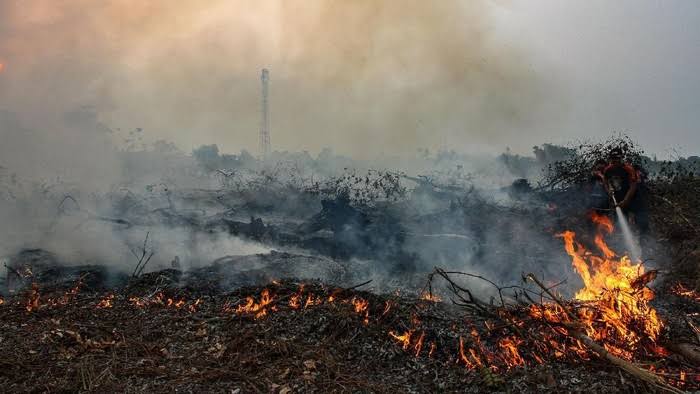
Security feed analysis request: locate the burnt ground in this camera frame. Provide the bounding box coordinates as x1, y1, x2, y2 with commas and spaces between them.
0, 277, 697, 393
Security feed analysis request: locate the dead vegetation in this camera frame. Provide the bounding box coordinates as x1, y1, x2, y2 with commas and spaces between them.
0, 251, 698, 393
2, 136, 700, 392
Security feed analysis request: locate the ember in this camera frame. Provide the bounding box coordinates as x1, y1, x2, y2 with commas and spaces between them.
419, 291, 442, 302
96, 294, 114, 308
671, 283, 700, 302
25, 283, 40, 312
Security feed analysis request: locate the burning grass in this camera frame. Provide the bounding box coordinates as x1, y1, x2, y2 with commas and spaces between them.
0, 211, 698, 392
0, 269, 697, 393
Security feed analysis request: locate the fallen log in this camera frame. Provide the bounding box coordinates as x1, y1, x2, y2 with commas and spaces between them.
525, 273, 682, 393
664, 342, 700, 367
571, 329, 680, 393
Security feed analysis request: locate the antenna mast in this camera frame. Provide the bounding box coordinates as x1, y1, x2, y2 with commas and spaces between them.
259, 68, 271, 159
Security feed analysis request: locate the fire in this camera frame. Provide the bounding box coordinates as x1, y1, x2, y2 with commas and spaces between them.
413, 331, 426, 356
167, 298, 186, 309
0, 63, 4, 73
420, 291, 442, 302
188, 299, 202, 313
235, 289, 274, 319
288, 285, 328, 309
352, 297, 368, 314
304, 294, 322, 308
289, 293, 302, 309
589, 212, 615, 258
671, 283, 700, 302
54, 280, 83, 305
351, 297, 370, 324
129, 292, 166, 308
458, 336, 483, 369
128, 296, 146, 308
389, 330, 412, 350
26, 283, 40, 312
97, 294, 115, 308
387, 330, 427, 357
556, 213, 664, 358
381, 300, 394, 317
428, 342, 436, 358
125, 292, 199, 312
497, 336, 525, 368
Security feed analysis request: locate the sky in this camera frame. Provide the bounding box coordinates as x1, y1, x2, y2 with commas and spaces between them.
0, 0, 699, 161
498, 0, 700, 158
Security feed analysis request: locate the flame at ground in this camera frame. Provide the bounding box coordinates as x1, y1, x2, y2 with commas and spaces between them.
97, 294, 114, 308
235, 289, 275, 319
558, 213, 663, 357
351, 297, 370, 325
419, 291, 442, 302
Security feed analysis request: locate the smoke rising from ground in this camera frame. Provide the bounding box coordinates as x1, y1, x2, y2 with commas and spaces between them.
3, 2, 672, 295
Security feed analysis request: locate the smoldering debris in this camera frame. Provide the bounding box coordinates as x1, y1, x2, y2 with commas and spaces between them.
0, 271, 698, 392
1, 136, 700, 392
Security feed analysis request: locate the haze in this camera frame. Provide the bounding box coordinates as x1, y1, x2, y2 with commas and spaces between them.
0, 0, 698, 163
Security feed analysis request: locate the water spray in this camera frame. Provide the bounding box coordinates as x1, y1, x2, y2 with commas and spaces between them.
610, 194, 641, 261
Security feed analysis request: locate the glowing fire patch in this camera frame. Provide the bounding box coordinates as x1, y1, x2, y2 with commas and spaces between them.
671, 283, 700, 302
555, 213, 664, 358
97, 294, 115, 308
235, 289, 275, 319
419, 291, 442, 302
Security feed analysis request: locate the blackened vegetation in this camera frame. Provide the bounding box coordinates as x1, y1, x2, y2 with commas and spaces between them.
3, 136, 700, 392
649, 176, 700, 290
1, 273, 695, 393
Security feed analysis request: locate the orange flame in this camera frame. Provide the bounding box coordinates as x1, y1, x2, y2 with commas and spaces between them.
289, 293, 302, 309
413, 331, 426, 357
97, 294, 114, 308
428, 342, 436, 358
304, 294, 322, 308
188, 299, 202, 313
556, 217, 664, 359
671, 283, 700, 302
589, 211, 615, 258
235, 289, 274, 319
498, 336, 525, 368
26, 283, 40, 312
420, 291, 442, 302
351, 297, 370, 324
458, 336, 482, 369
381, 300, 394, 317
389, 330, 412, 350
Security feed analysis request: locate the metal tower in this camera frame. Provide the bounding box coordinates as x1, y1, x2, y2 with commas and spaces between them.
259, 68, 271, 159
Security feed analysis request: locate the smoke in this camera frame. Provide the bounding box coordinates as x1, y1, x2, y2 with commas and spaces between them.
0, 0, 559, 166
0, 1, 576, 291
